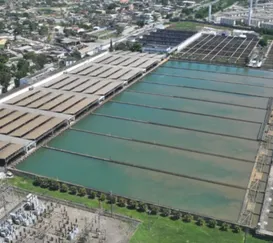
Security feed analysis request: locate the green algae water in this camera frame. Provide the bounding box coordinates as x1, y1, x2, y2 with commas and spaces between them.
17, 61, 271, 222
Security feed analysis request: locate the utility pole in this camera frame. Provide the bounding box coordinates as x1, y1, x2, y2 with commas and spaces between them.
110, 191, 113, 217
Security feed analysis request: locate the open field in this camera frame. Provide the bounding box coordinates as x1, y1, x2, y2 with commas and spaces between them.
7, 176, 271, 243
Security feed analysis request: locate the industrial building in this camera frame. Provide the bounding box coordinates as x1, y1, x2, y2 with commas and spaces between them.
0, 51, 164, 165
139, 29, 197, 53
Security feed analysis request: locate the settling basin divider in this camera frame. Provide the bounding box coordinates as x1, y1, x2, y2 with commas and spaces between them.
94, 113, 260, 142
162, 64, 273, 80
110, 101, 262, 124
257, 98, 273, 141
151, 73, 273, 89
43, 145, 247, 191
143, 82, 270, 98
126, 90, 266, 110
70, 128, 254, 163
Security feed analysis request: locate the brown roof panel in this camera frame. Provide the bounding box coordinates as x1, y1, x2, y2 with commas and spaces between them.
95, 82, 123, 96
0, 113, 38, 134
0, 143, 23, 160
10, 116, 51, 138
27, 93, 61, 108
108, 68, 130, 79
15, 91, 48, 107
100, 55, 120, 64
69, 64, 91, 74
39, 95, 73, 110
24, 118, 65, 140
78, 65, 101, 76
0, 109, 15, 119
0, 141, 9, 150
61, 77, 89, 91
129, 57, 150, 68
83, 80, 111, 94
43, 75, 69, 88
49, 76, 79, 89
110, 56, 130, 65
51, 96, 84, 113
98, 66, 121, 78
71, 78, 101, 92
0, 111, 26, 128
64, 96, 98, 115
5, 90, 39, 105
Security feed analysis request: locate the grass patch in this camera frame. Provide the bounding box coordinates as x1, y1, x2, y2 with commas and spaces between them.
8, 176, 270, 243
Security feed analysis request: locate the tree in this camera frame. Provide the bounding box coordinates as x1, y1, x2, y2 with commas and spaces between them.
89, 191, 96, 199
259, 37, 268, 47
130, 42, 142, 52
0, 71, 11, 93
49, 180, 60, 191
149, 206, 159, 215
160, 208, 170, 217
171, 211, 181, 220
116, 25, 125, 36
117, 198, 126, 207
109, 39, 114, 52
35, 54, 47, 69
208, 219, 217, 228
233, 225, 241, 233
100, 193, 106, 201
137, 202, 147, 212
39, 25, 49, 36
40, 178, 50, 188
197, 217, 205, 226
220, 223, 229, 231
70, 186, 77, 195
46, 0, 52, 5
71, 50, 81, 60
127, 199, 137, 209
33, 177, 42, 186
183, 213, 193, 222
60, 183, 68, 192
136, 20, 145, 28
78, 187, 87, 197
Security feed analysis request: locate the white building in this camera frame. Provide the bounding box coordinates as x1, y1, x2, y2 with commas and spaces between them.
220, 17, 236, 26
261, 22, 273, 30
243, 18, 261, 27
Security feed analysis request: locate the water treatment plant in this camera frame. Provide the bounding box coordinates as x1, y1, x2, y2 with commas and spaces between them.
1, 29, 273, 240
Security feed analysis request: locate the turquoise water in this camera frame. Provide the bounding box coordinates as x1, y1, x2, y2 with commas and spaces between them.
145, 73, 273, 97
17, 148, 245, 221
128, 82, 268, 109
112, 91, 265, 122
17, 61, 270, 222
95, 102, 260, 139
74, 115, 258, 161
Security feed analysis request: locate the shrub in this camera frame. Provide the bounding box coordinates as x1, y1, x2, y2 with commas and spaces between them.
160, 208, 170, 217
107, 194, 116, 204
89, 191, 96, 199
70, 186, 77, 195
197, 217, 205, 226
233, 225, 241, 233
149, 206, 159, 215
60, 184, 68, 193
171, 211, 181, 220
33, 177, 42, 187
183, 213, 193, 223
40, 178, 50, 188
208, 219, 217, 228
49, 180, 60, 191
78, 187, 87, 197
100, 193, 106, 201
220, 223, 229, 231
137, 202, 147, 212
127, 200, 136, 210
117, 198, 126, 207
